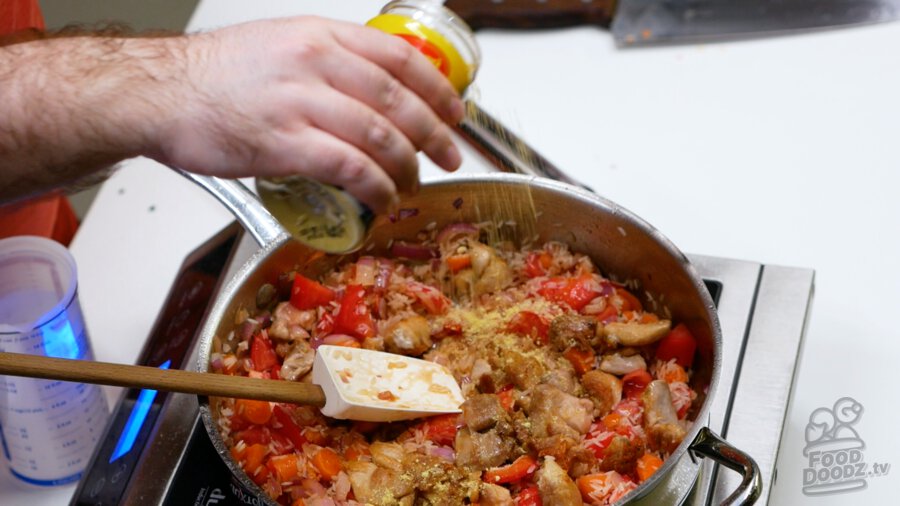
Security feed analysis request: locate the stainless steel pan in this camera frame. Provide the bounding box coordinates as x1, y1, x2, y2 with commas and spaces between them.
184, 168, 762, 505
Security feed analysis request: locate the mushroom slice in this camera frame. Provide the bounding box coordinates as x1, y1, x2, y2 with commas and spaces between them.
604, 320, 671, 347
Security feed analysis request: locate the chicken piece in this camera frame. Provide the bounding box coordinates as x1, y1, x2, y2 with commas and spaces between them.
455, 427, 516, 469
470, 243, 513, 296
541, 365, 580, 396
370, 441, 405, 471
345, 461, 415, 505
533, 434, 590, 474
279, 339, 314, 381
599, 351, 647, 376
535, 458, 583, 506
603, 320, 671, 347
268, 302, 315, 341
481, 483, 514, 506
384, 315, 432, 356
462, 394, 508, 433
525, 384, 594, 439
581, 370, 622, 416
598, 435, 644, 475
502, 350, 546, 390
404, 453, 482, 505
642, 380, 687, 453
549, 314, 597, 352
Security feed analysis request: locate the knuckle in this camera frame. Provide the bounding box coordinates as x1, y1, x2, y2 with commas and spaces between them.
336, 153, 370, 183
380, 78, 404, 114
388, 40, 418, 71
367, 114, 394, 152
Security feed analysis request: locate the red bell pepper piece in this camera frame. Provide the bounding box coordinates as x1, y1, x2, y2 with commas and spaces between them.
421, 413, 460, 446
656, 323, 698, 369
333, 284, 376, 340
483, 455, 538, 484
524, 251, 552, 278
290, 273, 336, 310
515, 484, 543, 506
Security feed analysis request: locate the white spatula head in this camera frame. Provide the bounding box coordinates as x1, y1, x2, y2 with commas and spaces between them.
312, 345, 464, 422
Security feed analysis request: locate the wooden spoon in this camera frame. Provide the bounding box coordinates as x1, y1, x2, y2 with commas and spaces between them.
0, 345, 463, 422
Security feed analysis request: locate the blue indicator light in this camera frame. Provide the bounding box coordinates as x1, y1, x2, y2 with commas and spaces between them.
109, 360, 172, 463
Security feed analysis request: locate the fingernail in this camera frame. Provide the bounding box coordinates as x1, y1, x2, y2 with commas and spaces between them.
445, 143, 462, 171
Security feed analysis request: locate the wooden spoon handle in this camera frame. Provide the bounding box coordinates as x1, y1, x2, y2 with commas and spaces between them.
0, 352, 326, 407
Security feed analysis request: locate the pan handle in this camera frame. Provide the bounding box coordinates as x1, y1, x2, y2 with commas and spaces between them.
689, 427, 763, 505
172, 168, 288, 247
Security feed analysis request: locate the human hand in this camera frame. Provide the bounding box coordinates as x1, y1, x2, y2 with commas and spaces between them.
151, 16, 465, 214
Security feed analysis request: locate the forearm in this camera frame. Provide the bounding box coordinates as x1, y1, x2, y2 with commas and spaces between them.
0, 34, 189, 203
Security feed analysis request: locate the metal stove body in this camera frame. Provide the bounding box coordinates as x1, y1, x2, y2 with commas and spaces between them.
71, 223, 814, 506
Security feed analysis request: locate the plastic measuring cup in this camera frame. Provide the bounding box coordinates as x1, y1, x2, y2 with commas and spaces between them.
0, 236, 109, 487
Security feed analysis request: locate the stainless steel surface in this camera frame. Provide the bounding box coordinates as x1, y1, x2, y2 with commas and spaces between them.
457, 101, 593, 191
690, 427, 762, 505
613, 0, 900, 45
104, 221, 814, 505
194, 174, 725, 505
175, 170, 288, 247
714, 265, 815, 505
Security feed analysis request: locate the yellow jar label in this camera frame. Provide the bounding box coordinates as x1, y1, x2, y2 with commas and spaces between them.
367, 13, 473, 94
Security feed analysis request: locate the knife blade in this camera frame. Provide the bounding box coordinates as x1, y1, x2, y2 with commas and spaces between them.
444, 0, 900, 45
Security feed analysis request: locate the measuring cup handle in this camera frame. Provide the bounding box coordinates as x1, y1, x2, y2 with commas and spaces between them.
172, 168, 289, 247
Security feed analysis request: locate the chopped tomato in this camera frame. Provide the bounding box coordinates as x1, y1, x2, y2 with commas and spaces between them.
315, 312, 334, 338
446, 253, 472, 273
563, 346, 596, 375
622, 369, 653, 399
266, 453, 301, 483
506, 311, 549, 345
234, 426, 271, 447
272, 405, 308, 450
656, 323, 698, 368
333, 284, 376, 340
498, 386, 515, 412
404, 281, 451, 315
251, 333, 279, 372
584, 424, 616, 459
538, 274, 601, 311
289, 273, 336, 310
311, 447, 342, 481
483, 455, 538, 484
636, 452, 664, 482
594, 302, 619, 323
524, 251, 553, 278
515, 484, 542, 506
432, 320, 463, 340
421, 413, 460, 446
235, 398, 273, 425
614, 288, 643, 312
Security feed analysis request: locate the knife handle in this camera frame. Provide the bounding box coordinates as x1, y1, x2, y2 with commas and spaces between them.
445, 0, 617, 30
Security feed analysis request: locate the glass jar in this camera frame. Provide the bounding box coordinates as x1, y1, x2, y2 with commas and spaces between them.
368, 0, 481, 95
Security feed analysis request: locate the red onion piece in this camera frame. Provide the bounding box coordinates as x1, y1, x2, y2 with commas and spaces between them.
427, 445, 456, 463
322, 334, 358, 346
390, 240, 438, 260
436, 222, 479, 244
310, 337, 325, 350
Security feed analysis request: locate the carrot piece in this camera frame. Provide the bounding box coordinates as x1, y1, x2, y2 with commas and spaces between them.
240, 443, 269, 484
563, 346, 596, 375
660, 362, 689, 384
446, 254, 472, 273
312, 447, 342, 481
291, 499, 307, 506
267, 454, 301, 483
344, 444, 371, 462
639, 312, 659, 323
577, 473, 612, 502
235, 398, 273, 425
497, 387, 515, 412
636, 453, 664, 482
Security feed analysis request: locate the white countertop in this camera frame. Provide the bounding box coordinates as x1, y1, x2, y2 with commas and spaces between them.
4, 1, 899, 504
